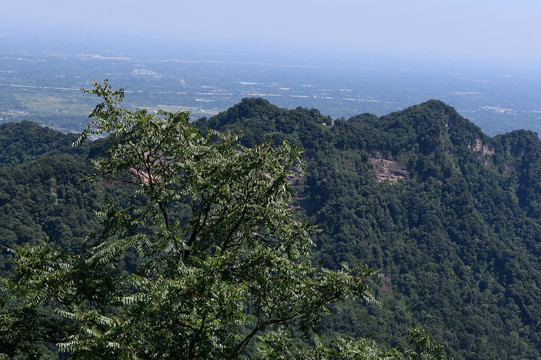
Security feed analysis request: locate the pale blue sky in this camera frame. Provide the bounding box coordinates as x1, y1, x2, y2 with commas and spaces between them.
2, 0, 541, 66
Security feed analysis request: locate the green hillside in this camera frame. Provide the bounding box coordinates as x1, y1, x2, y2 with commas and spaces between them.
1, 98, 540, 359
0, 122, 99, 264
199, 98, 541, 359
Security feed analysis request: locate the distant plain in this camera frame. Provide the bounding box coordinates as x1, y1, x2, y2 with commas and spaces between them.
2, 39, 541, 136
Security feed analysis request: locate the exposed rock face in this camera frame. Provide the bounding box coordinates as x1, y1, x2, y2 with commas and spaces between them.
369, 154, 409, 184
378, 273, 392, 295
471, 138, 494, 155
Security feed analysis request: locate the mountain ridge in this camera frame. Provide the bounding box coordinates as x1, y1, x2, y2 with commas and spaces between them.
198, 98, 541, 359
1, 99, 540, 359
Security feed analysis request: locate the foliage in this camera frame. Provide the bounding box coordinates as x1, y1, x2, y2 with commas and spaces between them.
199, 98, 541, 359
404, 326, 451, 360
0, 301, 49, 359
0, 120, 88, 165
5, 92, 541, 359
5, 81, 375, 359
253, 325, 450, 360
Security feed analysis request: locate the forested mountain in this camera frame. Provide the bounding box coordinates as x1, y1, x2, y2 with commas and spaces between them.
0, 122, 98, 268
1, 100, 540, 359
199, 98, 541, 359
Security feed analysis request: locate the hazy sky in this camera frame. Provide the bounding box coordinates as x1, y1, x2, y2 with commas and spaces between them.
2, 0, 541, 66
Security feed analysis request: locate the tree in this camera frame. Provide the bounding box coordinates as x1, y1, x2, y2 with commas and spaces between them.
404, 326, 451, 360
5, 80, 374, 359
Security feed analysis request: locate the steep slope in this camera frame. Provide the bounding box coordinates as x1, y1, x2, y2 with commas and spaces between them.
2, 100, 541, 359
0, 124, 133, 358
0, 124, 111, 271
198, 99, 541, 360
0, 121, 89, 164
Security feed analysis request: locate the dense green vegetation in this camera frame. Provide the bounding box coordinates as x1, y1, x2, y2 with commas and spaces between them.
0, 122, 100, 269
199, 98, 541, 359
0, 84, 395, 359
1, 95, 540, 358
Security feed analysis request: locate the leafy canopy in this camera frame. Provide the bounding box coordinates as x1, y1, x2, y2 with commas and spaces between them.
6, 80, 374, 359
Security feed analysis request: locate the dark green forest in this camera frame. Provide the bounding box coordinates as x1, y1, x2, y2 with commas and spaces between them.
1, 98, 541, 359
200, 99, 541, 359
